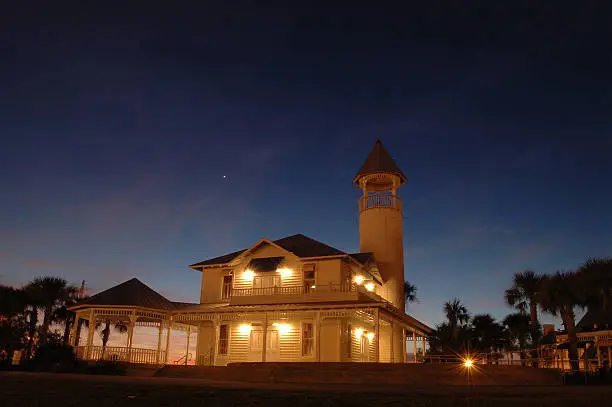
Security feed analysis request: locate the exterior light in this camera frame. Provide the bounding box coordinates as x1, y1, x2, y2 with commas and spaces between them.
365, 282, 375, 292
278, 323, 291, 334
366, 332, 375, 341
238, 324, 252, 334
311, 285, 316, 289
354, 275, 365, 285
464, 359, 473, 368
277, 267, 292, 278
354, 328, 364, 338
243, 270, 255, 281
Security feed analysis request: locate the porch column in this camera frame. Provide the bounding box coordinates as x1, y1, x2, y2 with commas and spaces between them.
156, 320, 163, 364
413, 331, 417, 362
390, 321, 394, 363
315, 311, 321, 362
609, 346, 612, 366
185, 325, 192, 365
374, 308, 380, 362
165, 321, 172, 364
597, 345, 602, 366
126, 312, 136, 362
401, 328, 406, 363
261, 312, 268, 362
86, 309, 95, 359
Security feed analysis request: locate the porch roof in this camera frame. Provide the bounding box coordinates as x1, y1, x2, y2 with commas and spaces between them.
246, 257, 285, 272
71, 278, 194, 311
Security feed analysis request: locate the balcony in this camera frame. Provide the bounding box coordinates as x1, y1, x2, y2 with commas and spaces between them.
229, 282, 378, 305
359, 193, 401, 212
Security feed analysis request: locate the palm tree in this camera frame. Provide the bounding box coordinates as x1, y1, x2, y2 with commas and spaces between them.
404, 281, 417, 309
471, 314, 505, 362
98, 319, 129, 359
505, 270, 543, 326
24, 277, 77, 346
503, 312, 531, 365
579, 257, 612, 311
539, 271, 586, 371
443, 298, 470, 342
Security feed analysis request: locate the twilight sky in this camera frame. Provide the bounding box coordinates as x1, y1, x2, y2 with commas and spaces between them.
1, 2, 610, 327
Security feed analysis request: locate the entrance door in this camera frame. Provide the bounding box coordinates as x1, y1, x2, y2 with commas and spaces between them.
248, 329, 264, 361
360, 336, 369, 362
266, 329, 280, 361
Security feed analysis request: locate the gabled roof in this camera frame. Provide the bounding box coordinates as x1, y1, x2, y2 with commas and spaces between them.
190, 234, 346, 269
74, 278, 176, 311
576, 309, 612, 332
353, 140, 407, 185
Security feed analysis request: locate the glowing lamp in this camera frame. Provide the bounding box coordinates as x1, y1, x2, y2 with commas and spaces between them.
277, 267, 292, 278
238, 324, 252, 334
243, 270, 255, 281
354, 328, 364, 338
366, 332, 375, 341
354, 275, 365, 285
464, 359, 473, 368
365, 282, 375, 292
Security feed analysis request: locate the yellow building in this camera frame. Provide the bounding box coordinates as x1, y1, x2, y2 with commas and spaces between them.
69, 140, 431, 365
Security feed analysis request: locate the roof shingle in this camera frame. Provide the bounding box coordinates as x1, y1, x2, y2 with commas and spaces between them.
353, 140, 407, 185
76, 278, 176, 311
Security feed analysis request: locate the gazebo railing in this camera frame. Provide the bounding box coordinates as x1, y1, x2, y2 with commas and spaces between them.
75, 345, 165, 365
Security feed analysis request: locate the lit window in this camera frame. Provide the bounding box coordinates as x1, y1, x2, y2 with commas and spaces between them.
218, 324, 229, 355
302, 322, 314, 356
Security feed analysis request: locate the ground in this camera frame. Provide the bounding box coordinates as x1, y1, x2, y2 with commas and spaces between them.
1, 372, 611, 407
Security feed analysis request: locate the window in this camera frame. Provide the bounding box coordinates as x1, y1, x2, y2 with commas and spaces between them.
303, 264, 316, 293
221, 273, 233, 299
218, 324, 229, 355
302, 322, 314, 356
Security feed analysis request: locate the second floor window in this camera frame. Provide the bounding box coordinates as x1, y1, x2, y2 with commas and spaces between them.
218, 324, 229, 355
222, 273, 233, 299
303, 264, 316, 293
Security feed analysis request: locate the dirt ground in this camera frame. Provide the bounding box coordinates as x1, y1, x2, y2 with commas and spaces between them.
1, 371, 611, 407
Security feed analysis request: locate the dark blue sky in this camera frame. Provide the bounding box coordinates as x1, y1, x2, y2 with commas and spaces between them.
1, 2, 610, 326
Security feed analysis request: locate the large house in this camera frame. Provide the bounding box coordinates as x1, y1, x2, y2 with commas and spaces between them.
69, 141, 432, 365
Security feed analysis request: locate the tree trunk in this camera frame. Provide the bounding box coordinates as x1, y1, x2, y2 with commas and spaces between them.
25, 309, 38, 359
74, 318, 83, 347
529, 301, 538, 325
564, 310, 579, 371
39, 305, 53, 345
101, 321, 110, 360
62, 313, 74, 345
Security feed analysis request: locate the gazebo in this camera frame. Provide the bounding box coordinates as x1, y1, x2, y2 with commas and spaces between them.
69, 278, 197, 365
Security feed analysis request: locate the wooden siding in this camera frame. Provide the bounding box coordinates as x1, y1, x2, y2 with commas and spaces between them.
228, 322, 250, 363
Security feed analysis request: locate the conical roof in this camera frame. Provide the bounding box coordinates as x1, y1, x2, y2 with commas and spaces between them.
76, 278, 176, 310
353, 140, 407, 185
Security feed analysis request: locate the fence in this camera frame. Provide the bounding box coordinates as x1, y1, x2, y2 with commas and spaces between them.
75, 345, 165, 365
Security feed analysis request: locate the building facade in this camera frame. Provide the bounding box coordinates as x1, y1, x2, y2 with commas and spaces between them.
69, 140, 431, 365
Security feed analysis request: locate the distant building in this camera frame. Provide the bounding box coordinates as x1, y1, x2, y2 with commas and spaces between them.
69, 141, 431, 365
554, 310, 612, 370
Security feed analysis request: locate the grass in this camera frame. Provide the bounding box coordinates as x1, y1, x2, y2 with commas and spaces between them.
1, 371, 611, 407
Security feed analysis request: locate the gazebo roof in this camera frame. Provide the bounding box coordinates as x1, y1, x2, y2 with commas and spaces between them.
75, 278, 178, 311
353, 140, 407, 185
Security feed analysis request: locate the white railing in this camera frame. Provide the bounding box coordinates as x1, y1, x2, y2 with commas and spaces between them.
359, 194, 401, 212
232, 282, 356, 297
75, 345, 164, 365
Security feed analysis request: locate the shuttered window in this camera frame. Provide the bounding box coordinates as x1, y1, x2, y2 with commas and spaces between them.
302, 322, 314, 356
218, 324, 229, 355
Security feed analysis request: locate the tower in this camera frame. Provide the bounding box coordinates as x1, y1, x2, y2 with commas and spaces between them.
354, 140, 407, 311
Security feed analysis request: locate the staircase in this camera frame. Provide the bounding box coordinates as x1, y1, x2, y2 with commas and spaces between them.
154, 362, 562, 386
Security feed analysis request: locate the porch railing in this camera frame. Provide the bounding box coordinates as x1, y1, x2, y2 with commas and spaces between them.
232, 282, 356, 297
75, 345, 165, 365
